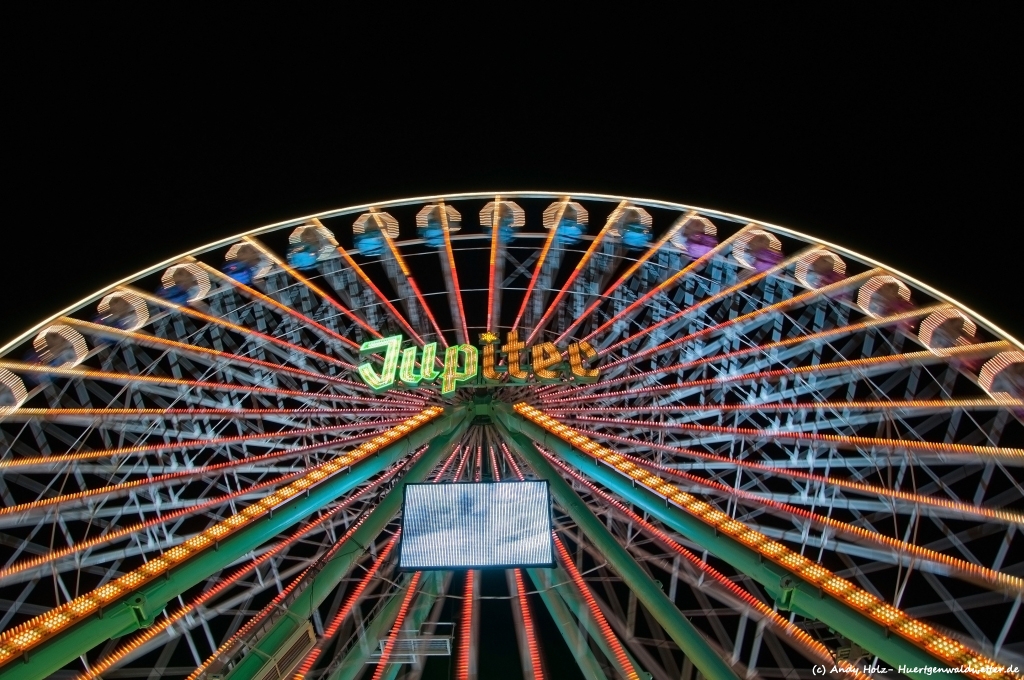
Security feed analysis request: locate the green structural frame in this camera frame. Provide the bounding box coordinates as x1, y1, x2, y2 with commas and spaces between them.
5, 400, 971, 680
0, 408, 466, 680
492, 404, 956, 680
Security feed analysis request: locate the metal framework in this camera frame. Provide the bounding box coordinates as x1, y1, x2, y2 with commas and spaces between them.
0, 192, 1022, 680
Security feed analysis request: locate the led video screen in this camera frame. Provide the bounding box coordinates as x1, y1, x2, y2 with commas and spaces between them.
399, 481, 554, 570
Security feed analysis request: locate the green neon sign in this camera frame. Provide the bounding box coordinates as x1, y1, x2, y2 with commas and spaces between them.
357, 333, 599, 394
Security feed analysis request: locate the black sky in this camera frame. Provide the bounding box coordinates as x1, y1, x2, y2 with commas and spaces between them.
3, 8, 1020, 346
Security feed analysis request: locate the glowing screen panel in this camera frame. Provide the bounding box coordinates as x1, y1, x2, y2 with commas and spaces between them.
399, 481, 554, 569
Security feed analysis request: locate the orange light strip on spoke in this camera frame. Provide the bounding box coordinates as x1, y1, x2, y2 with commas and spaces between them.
526, 201, 628, 346
540, 449, 866, 680
371, 570, 423, 680
542, 397, 1024, 415
512, 198, 568, 336
571, 415, 1024, 462
0, 361, 425, 408
457, 570, 475, 680
513, 568, 545, 680
378, 219, 448, 345
0, 418, 412, 471
552, 419, 1024, 526
79, 472, 396, 680
439, 202, 470, 344
62, 317, 363, 390
553, 211, 695, 346
541, 434, 1022, 592
553, 535, 639, 680
598, 266, 880, 361
515, 403, 1015, 680
242, 236, 380, 339
132, 288, 357, 371
0, 407, 443, 667
198, 261, 362, 351
571, 222, 755, 347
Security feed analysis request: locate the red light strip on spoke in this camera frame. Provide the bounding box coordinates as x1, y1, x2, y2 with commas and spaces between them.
133, 288, 358, 371
553, 535, 639, 680
62, 317, 366, 391
553, 211, 695, 346
242, 235, 380, 339
371, 570, 424, 680
457, 570, 475, 680
541, 435, 1022, 592
540, 448, 865, 680
543, 331, 1000, 403
526, 202, 628, 346
550, 418, 1024, 525
570, 415, 1024, 462
568, 223, 754, 347
0, 408, 443, 667
80, 466, 402, 680
541, 397, 1024, 415
516, 403, 1014, 680
439, 202, 470, 344
513, 569, 545, 680
598, 266, 880, 360
0, 473, 295, 583
11, 406, 420, 421
378, 224, 448, 345
0, 360, 424, 408
199, 261, 363, 351
512, 201, 566, 335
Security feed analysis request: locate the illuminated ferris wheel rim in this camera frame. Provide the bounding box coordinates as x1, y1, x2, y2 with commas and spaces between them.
3, 189, 1021, 359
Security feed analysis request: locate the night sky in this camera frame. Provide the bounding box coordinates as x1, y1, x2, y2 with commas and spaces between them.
1, 9, 1019, 678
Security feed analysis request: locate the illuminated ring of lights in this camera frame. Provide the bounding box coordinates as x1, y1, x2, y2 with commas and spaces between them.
0, 369, 27, 414
97, 291, 151, 331
857, 273, 912, 315
32, 323, 89, 367
0, 192, 1022, 680
160, 262, 211, 302
669, 213, 717, 255
918, 307, 978, 351
732, 228, 782, 269
795, 248, 846, 289
225, 242, 271, 280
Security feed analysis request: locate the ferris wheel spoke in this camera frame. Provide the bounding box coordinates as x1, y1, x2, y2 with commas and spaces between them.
428, 201, 470, 344
541, 446, 871, 676
132, 288, 359, 379
545, 310, 985, 403
347, 209, 445, 343
524, 405, 1023, 522
196, 260, 366, 357
552, 210, 694, 346
589, 243, 815, 360
567, 223, 758, 349
574, 415, 1024, 464
526, 201, 629, 345
506, 403, 1019, 674
240, 235, 382, 341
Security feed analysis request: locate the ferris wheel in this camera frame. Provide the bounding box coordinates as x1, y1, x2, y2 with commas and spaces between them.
0, 192, 1021, 680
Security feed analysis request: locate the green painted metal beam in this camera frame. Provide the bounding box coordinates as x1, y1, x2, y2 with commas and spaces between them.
494, 405, 952, 680
526, 567, 634, 680
225, 416, 467, 679
0, 408, 464, 680
326, 571, 448, 680
497, 421, 740, 680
